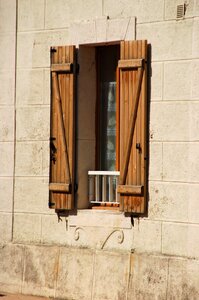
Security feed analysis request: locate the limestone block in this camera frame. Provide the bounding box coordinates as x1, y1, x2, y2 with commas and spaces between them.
69, 210, 132, 229
163, 142, 199, 182
127, 254, 168, 300
17, 30, 69, 68
162, 222, 199, 258
0, 213, 12, 243
191, 60, 199, 99
150, 102, 199, 141
164, 61, 192, 100
45, 0, 70, 29
151, 63, 163, 101
165, 0, 194, 20
133, 219, 162, 253
14, 177, 49, 214
41, 215, 69, 245
13, 213, 42, 243
0, 142, 14, 176
76, 139, 95, 208
194, 1, 199, 16
15, 142, 43, 176
149, 142, 163, 180
16, 107, 50, 141
0, 0, 16, 33
0, 244, 24, 293
148, 181, 199, 222
56, 247, 94, 300
78, 46, 96, 139
0, 177, 13, 212
0, 107, 14, 141
124, 17, 136, 41
104, 0, 164, 23
22, 245, 59, 297
0, 71, 15, 105
16, 69, 44, 106
93, 250, 129, 300
18, 0, 45, 31
0, 33, 16, 70
167, 257, 199, 299
137, 19, 193, 61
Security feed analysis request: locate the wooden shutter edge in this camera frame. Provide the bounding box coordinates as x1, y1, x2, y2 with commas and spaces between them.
117, 185, 144, 195
118, 58, 144, 69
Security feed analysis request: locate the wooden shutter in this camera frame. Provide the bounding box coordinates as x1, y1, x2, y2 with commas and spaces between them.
117, 40, 147, 214
49, 46, 76, 210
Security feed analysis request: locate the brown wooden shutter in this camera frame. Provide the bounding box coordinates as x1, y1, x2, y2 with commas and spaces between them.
49, 46, 76, 210
117, 40, 148, 214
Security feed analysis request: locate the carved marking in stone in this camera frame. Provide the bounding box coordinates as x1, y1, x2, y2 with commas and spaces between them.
100, 229, 124, 249
74, 226, 85, 241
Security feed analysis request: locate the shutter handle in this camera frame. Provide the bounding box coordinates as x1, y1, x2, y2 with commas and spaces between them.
50, 137, 57, 164
136, 143, 141, 153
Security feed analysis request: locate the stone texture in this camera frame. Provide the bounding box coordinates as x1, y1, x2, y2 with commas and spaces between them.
164, 61, 192, 100
128, 254, 168, 300
0, 213, 12, 243
93, 250, 129, 300
0, 142, 14, 176
150, 63, 163, 101
56, 247, 94, 300
15, 142, 43, 176
16, 69, 44, 106
69, 0, 102, 22
18, 0, 45, 31
14, 177, 49, 214
22, 245, 59, 297
0, 33, 16, 70
41, 141, 49, 176
41, 215, 69, 245
17, 30, 69, 68
0, 244, 24, 293
0, 107, 14, 141
191, 60, 199, 99
0, 71, 15, 105
149, 181, 199, 223
16, 107, 50, 141
104, 0, 164, 23
45, 0, 70, 29
162, 222, 199, 258
189, 18, 199, 59
165, 0, 195, 20
43, 69, 50, 105
0, 177, 13, 212
0, 0, 16, 33
150, 102, 199, 141
163, 142, 199, 182
167, 257, 199, 299
149, 142, 163, 180
13, 214, 41, 243
137, 19, 193, 61
133, 219, 162, 253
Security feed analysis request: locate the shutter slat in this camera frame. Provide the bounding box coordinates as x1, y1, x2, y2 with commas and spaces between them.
118, 40, 148, 214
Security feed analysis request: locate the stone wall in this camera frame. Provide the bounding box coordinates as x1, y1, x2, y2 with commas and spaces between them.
0, 0, 199, 299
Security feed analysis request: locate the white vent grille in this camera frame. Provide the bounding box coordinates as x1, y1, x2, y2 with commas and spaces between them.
176, 4, 185, 19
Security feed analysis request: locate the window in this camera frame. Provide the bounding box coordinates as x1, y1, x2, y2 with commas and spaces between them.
49, 40, 148, 215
